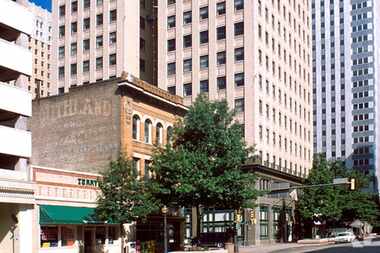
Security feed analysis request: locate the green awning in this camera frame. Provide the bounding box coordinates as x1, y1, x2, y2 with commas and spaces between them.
40, 205, 103, 225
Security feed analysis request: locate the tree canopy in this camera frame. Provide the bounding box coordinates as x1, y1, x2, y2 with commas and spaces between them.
96, 157, 159, 224
150, 95, 258, 210
298, 155, 379, 225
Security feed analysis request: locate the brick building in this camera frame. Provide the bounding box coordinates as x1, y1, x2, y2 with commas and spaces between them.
31, 72, 186, 173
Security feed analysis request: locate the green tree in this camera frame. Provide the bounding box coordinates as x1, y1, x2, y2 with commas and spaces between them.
150, 95, 258, 237
298, 155, 379, 227
96, 157, 160, 250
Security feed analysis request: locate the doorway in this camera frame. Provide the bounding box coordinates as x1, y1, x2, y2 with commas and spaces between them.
84, 229, 94, 253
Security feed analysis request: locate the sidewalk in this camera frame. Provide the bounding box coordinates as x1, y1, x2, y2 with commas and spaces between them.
239, 243, 327, 253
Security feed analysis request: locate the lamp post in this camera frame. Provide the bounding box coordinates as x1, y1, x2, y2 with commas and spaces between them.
162, 205, 168, 253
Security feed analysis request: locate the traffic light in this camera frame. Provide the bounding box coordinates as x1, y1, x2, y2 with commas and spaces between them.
350, 178, 355, 190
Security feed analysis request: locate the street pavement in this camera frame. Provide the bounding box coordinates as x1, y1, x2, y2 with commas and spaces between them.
239, 237, 380, 253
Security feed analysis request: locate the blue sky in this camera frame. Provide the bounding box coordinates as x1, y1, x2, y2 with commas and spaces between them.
31, 0, 51, 11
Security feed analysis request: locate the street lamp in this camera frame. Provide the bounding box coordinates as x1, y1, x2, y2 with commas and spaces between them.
162, 205, 168, 253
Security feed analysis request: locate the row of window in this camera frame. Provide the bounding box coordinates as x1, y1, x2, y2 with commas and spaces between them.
258, 151, 309, 176
170, 74, 244, 97
58, 11, 116, 38
259, 106, 311, 140
59, 0, 114, 16
132, 115, 173, 145
58, 54, 116, 79
167, 49, 244, 74
59, 32, 117, 59
258, 126, 311, 159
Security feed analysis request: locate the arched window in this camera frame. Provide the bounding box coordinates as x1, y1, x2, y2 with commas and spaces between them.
167, 126, 173, 144
132, 115, 140, 140
156, 123, 163, 145
144, 119, 152, 143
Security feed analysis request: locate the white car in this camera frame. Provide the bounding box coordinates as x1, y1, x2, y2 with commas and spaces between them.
334, 232, 356, 243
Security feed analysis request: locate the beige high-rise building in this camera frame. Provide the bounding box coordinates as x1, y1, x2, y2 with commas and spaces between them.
51, 0, 155, 95
157, 0, 313, 177
27, 2, 52, 98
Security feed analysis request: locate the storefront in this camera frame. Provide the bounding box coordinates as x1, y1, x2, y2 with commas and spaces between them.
32, 166, 122, 253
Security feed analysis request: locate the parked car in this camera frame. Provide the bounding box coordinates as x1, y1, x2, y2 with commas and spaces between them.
334, 232, 356, 243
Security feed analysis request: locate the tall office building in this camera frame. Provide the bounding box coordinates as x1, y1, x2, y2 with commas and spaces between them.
312, 0, 380, 192
0, 0, 35, 252
27, 1, 53, 98
51, 0, 155, 95
157, 0, 313, 177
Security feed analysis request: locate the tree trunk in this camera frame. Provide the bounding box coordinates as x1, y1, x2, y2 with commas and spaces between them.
120, 223, 125, 253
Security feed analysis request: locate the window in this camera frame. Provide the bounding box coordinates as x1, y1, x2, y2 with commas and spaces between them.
200, 31, 209, 44
200, 6, 209, 20
200, 80, 209, 93
234, 0, 244, 10
97, 0, 103, 5
95, 227, 106, 245
167, 62, 176, 75
140, 16, 145, 29
183, 34, 192, 48
168, 86, 176, 95
83, 60, 89, 72
96, 14, 103, 26
59, 26, 65, 38
200, 55, 209, 69
71, 1, 78, 13
59, 66, 64, 79
183, 59, 192, 72
84, 0, 90, 8
61, 226, 75, 246
235, 22, 244, 36
140, 59, 145, 72
217, 51, 226, 65
144, 119, 152, 143
109, 54, 116, 65
217, 76, 226, 90
96, 36, 103, 48
260, 206, 269, 239
71, 42, 77, 56
59, 5, 65, 17
235, 73, 244, 86
132, 115, 140, 140
110, 32, 116, 44
235, 47, 244, 62
156, 123, 163, 145
83, 18, 90, 30
217, 2, 226, 15
217, 26, 226, 40
59, 46, 65, 59
144, 160, 151, 180
40, 226, 58, 247
168, 15, 176, 28
168, 39, 176, 51
184, 83, 192, 96
140, 38, 145, 50
83, 39, 90, 51
167, 126, 173, 144
168, 0, 175, 5
110, 10, 117, 23
235, 98, 244, 113
183, 11, 192, 24
96, 57, 103, 70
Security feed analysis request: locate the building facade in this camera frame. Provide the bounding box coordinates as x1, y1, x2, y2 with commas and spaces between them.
0, 0, 35, 252
32, 166, 121, 253
51, 0, 156, 96
312, 0, 380, 192
157, 0, 314, 178
27, 2, 53, 98
31, 72, 187, 173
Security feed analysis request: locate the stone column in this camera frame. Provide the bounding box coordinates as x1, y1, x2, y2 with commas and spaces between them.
18, 205, 34, 253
